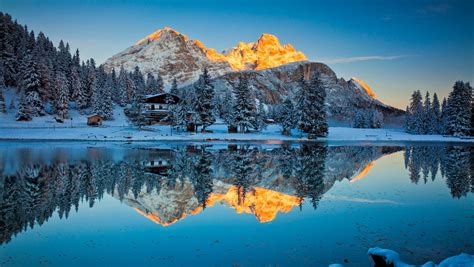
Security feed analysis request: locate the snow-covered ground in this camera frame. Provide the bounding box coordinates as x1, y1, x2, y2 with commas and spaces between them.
0, 114, 472, 142
1, 88, 472, 142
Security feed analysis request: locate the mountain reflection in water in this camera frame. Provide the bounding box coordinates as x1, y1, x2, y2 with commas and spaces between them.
0, 143, 472, 246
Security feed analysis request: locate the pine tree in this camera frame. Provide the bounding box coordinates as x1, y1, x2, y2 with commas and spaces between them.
441, 97, 449, 135
278, 98, 297, 135
173, 100, 188, 132
132, 66, 145, 96
221, 89, 236, 127
0, 63, 6, 113
71, 66, 86, 111
144, 73, 158, 95
404, 106, 411, 131
431, 93, 441, 134
156, 73, 164, 94
54, 71, 69, 119
116, 67, 128, 106
194, 68, 215, 132
447, 81, 472, 136
353, 109, 367, 128
253, 100, 267, 131
298, 73, 328, 138
406, 90, 424, 134
19, 53, 44, 117
129, 92, 146, 128
233, 75, 255, 133
169, 78, 179, 96
422, 91, 432, 134
16, 92, 31, 121
0, 88, 6, 113
102, 74, 114, 119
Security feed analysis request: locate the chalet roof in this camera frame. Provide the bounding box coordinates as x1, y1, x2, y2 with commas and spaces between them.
87, 114, 103, 119
144, 93, 180, 104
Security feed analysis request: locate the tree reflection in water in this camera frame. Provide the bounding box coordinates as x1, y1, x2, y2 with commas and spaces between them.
0, 143, 472, 244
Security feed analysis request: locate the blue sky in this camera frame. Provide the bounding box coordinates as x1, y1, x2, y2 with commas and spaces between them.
2, 0, 473, 108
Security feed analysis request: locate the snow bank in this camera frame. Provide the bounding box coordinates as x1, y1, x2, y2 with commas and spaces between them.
367, 247, 474, 267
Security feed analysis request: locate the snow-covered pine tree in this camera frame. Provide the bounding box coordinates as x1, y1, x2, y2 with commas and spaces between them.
353, 109, 366, 128
278, 98, 297, 135
0, 63, 6, 113
54, 71, 69, 119
446, 81, 472, 136
407, 90, 424, 134
116, 67, 128, 106
70, 66, 83, 109
132, 66, 145, 96
422, 92, 432, 134
144, 73, 157, 95
298, 73, 328, 138
170, 78, 179, 96
129, 92, 146, 128
253, 99, 267, 131
233, 74, 255, 133
194, 68, 215, 132
102, 74, 114, 119
0, 88, 6, 114
440, 97, 449, 135
156, 73, 164, 94
19, 53, 44, 117
1, 22, 17, 87
221, 89, 236, 128
404, 106, 411, 132
369, 106, 383, 128
16, 92, 31, 121
431, 93, 441, 134
173, 100, 188, 132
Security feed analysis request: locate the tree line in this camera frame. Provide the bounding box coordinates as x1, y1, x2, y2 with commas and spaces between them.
1, 12, 329, 138
404, 81, 473, 136
0, 13, 166, 121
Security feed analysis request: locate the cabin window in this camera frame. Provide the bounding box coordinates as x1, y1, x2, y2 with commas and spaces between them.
150, 161, 155, 166
159, 160, 163, 165
151, 105, 155, 110
159, 105, 163, 109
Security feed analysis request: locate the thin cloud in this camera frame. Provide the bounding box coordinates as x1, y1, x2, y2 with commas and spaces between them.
321, 55, 412, 64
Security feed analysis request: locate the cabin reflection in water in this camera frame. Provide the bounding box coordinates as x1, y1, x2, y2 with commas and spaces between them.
0, 144, 472, 245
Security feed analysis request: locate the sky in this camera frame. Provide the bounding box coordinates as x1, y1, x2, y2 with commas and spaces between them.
1, 0, 473, 108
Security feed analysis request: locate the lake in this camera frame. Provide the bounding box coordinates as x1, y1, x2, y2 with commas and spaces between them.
0, 142, 473, 266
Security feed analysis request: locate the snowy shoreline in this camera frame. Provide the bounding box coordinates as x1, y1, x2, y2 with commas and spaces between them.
0, 125, 473, 143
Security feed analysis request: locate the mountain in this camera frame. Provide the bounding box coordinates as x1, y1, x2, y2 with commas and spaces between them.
103, 27, 306, 87
184, 61, 403, 120
103, 27, 404, 121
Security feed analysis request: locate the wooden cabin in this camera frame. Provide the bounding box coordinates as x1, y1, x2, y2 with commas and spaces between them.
143, 93, 181, 125
87, 114, 103, 126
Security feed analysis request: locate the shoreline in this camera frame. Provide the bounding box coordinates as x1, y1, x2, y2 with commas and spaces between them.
0, 126, 473, 143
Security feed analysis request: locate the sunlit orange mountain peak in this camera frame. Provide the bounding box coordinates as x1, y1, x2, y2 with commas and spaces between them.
222, 33, 307, 71
134, 27, 186, 46
350, 77, 377, 99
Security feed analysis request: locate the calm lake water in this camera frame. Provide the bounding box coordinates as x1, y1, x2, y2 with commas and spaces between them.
0, 142, 473, 266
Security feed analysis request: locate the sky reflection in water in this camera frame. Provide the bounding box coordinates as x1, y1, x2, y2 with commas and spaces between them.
0, 142, 473, 266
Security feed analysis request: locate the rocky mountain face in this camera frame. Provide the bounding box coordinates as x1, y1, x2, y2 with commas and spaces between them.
103, 27, 306, 86
103, 27, 404, 121
185, 61, 404, 120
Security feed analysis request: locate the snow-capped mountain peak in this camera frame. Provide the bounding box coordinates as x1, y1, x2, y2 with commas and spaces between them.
134, 27, 186, 46
103, 28, 308, 86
